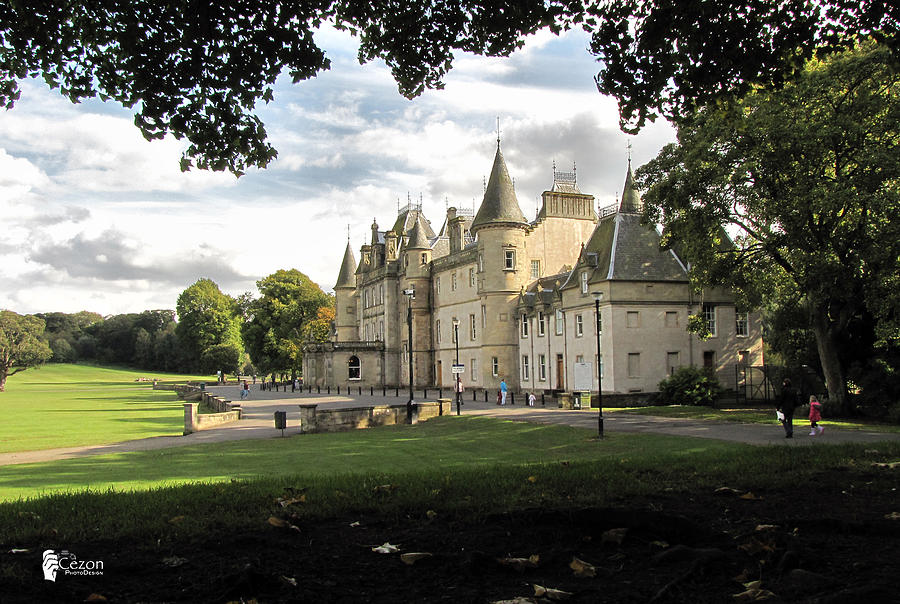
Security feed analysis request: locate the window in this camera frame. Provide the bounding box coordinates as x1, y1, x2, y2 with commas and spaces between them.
469, 267, 476, 287
478, 252, 484, 272
451, 272, 457, 291
703, 304, 717, 336
576, 354, 584, 364
736, 311, 749, 336
521, 314, 529, 337
703, 350, 716, 368
470, 358, 478, 382
378, 320, 384, 341
627, 353, 641, 377
665, 311, 678, 328
436, 320, 441, 344
481, 304, 486, 328
348, 356, 361, 380
555, 309, 564, 335
626, 311, 639, 328
575, 314, 584, 337
470, 314, 476, 341
522, 355, 530, 381
421, 252, 427, 265
436, 277, 441, 294
581, 271, 588, 294
537, 311, 545, 336
666, 351, 680, 375
378, 284, 384, 304
538, 354, 546, 381
531, 260, 540, 279
491, 357, 499, 377
504, 249, 515, 270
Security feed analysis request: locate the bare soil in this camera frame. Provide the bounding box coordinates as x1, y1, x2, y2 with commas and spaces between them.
3, 464, 899, 603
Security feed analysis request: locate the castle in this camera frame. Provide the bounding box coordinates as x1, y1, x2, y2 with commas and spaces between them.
303, 141, 763, 397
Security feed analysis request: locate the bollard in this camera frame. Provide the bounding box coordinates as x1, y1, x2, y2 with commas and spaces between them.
541, 393, 545, 406
327, 385, 330, 394
484, 390, 488, 402
424, 388, 428, 399
370, 386, 374, 396
511, 392, 515, 405
473, 389, 476, 401
438, 388, 442, 399
396, 387, 399, 397
359, 386, 362, 396
317, 385, 321, 394
382, 387, 386, 396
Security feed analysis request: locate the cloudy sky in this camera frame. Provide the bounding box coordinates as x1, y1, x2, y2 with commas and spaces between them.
0, 27, 675, 317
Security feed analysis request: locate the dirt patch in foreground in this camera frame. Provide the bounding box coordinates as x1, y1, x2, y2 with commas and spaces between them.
3, 465, 899, 603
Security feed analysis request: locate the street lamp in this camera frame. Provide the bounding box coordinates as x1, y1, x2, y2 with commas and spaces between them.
452, 317, 461, 416
591, 291, 604, 438
403, 288, 415, 423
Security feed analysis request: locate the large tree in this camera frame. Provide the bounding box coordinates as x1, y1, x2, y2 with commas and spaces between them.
175, 279, 243, 372
637, 42, 900, 414
242, 270, 332, 376
0, 310, 53, 391
2, 2, 896, 174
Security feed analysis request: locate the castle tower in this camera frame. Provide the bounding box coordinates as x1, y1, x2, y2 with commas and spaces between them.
470, 142, 530, 388
333, 240, 358, 342
399, 212, 434, 387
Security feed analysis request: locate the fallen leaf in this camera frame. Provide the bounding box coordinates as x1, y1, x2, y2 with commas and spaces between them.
168, 515, 186, 525
84, 595, 107, 602
497, 554, 540, 571
569, 556, 597, 577
276, 495, 306, 507
281, 575, 297, 586
732, 587, 776, 601
527, 476, 537, 483
742, 580, 763, 590
601, 527, 628, 545
533, 584, 573, 600
884, 512, 900, 520
738, 538, 775, 555
267, 516, 301, 532
400, 552, 433, 565
650, 540, 669, 549
372, 542, 400, 554
872, 462, 900, 470
373, 484, 397, 493
349, 521, 361, 527
491, 599, 538, 604
739, 492, 762, 500
715, 487, 742, 496
754, 524, 778, 532
162, 556, 188, 568
426, 510, 437, 520
9, 548, 30, 554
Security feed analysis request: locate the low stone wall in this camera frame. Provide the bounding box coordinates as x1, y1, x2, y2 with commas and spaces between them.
297, 399, 452, 434
183, 402, 242, 435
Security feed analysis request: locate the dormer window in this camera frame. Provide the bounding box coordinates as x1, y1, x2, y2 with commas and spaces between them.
580, 271, 588, 294
504, 250, 516, 270
421, 253, 427, 265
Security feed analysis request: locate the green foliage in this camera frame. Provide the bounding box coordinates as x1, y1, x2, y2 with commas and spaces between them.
3, 2, 895, 174
199, 342, 242, 374
637, 42, 900, 414
0, 310, 53, 391
176, 279, 243, 373
657, 366, 723, 407
686, 313, 711, 340
242, 269, 332, 375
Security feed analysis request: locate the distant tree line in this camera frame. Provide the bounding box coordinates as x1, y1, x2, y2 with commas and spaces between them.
1, 269, 334, 388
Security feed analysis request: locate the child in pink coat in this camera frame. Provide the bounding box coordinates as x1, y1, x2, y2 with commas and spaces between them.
808, 395, 824, 436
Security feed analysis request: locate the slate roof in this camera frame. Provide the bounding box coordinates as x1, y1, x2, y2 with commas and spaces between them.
471, 145, 528, 232
335, 241, 357, 288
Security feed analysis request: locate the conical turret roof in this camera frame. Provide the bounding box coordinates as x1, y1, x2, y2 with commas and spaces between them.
405, 213, 431, 249
471, 145, 528, 233
620, 160, 642, 213
334, 241, 357, 288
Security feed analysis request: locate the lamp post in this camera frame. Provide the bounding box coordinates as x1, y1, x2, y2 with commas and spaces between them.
591, 291, 604, 438
452, 317, 461, 416
403, 288, 415, 423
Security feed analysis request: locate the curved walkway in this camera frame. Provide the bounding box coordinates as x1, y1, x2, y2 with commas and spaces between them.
2, 386, 898, 466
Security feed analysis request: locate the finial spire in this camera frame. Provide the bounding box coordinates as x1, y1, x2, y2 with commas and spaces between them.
626, 140, 633, 165
496, 116, 501, 149
346, 224, 350, 242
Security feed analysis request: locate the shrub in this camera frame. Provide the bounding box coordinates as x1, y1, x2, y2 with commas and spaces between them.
657, 366, 723, 407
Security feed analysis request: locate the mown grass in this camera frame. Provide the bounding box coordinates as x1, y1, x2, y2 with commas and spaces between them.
1, 418, 897, 547
0, 364, 212, 453
606, 405, 900, 433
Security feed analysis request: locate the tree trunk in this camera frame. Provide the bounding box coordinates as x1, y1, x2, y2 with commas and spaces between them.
0, 372, 6, 392
810, 306, 849, 415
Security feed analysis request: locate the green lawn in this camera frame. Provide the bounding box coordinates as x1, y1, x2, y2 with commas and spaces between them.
0, 364, 212, 453
0, 416, 743, 501
605, 405, 900, 433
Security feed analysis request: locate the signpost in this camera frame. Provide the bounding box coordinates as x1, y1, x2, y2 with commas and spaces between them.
451, 364, 465, 374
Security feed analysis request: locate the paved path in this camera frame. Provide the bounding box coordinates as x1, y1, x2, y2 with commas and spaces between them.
2, 385, 898, 466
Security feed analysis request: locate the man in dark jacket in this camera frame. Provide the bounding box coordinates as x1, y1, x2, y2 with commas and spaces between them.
777, 378, 800, 438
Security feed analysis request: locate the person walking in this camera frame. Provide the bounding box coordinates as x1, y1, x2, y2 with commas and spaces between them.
528, 392, 536, 407
500, 379, 508, 405
809, 395, 824, 436
240, 380, 250, 400
777, 378, 799, 438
